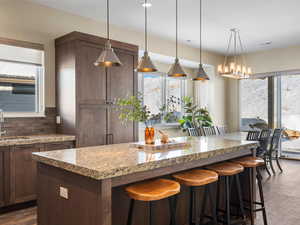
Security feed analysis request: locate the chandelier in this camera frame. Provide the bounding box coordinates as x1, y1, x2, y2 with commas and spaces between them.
218, 28, 252, 79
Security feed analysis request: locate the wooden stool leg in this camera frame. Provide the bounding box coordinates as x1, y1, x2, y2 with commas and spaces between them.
189, 187, 195, 225
257, 169, 268, 225
235, 174, 246, 224
149, 202, 153, 225
127, 199, 135, 225
248, 168, 255, 225
225, 176, 231, 225
208, 183, 218, 225
168, 195, 178, 225
199, 186, 208, 225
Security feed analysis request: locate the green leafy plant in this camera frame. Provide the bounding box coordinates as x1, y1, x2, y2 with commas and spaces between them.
178, 96, 213, 131
116, 93, 152, 127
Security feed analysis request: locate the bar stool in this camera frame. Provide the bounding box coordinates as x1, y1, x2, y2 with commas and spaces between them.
173, 169, 219, 225
206, 162, 246, 225
125, 178, 180, 225
233, 156, 268, 225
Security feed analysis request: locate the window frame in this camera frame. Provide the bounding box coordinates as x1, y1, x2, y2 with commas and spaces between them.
139, 72, 187, 126
0, 38, 45, 118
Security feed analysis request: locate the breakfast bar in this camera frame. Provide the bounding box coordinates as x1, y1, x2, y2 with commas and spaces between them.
32, 133, 258, 225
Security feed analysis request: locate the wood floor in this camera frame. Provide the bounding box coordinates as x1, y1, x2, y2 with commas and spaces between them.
0, 159, 299, 225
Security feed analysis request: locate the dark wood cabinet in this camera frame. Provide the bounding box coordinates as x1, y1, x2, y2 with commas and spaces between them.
0, 147, 6, 207
0, 141, 76, 208
55, 32, 138, 147
9, 144, 41, 204
44, 141, 75, 152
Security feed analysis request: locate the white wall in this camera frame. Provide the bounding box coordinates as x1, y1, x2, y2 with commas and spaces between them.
0, 0, 225, 109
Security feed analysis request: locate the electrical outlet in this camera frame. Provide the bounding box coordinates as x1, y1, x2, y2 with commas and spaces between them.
59, 186, 68, 199
56, 116, 61, 124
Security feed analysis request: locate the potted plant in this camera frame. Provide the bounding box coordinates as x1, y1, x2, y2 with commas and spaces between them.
178, 96, 213, 132
116, 93, 155, 144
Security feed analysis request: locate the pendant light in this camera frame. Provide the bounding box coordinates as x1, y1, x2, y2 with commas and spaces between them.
168, 0, 187, 77
94, 0, 122, 67
193, 0, 209, 81
218, 28, 252, 79
137, 0, 157, 72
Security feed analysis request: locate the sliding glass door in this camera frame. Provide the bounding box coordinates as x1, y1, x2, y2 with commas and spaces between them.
277, 74, 300, 158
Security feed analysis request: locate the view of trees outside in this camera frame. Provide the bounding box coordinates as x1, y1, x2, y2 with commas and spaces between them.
143, 74, 163, 115
281, 75, 300, 152
240, 79, 268, 130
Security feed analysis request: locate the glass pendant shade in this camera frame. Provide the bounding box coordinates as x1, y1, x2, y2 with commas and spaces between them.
193, 63, 209, 81
168, 58, 187, 77
137, 51, 157, 72
94, 40, 122, 67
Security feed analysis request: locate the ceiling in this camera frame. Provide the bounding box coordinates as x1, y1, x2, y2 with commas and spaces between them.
26, 0, 300, 54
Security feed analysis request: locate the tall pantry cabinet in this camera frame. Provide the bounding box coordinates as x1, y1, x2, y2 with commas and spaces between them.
55, 32, 138, 147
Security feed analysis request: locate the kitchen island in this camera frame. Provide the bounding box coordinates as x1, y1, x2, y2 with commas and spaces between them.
32, 133, 258, 225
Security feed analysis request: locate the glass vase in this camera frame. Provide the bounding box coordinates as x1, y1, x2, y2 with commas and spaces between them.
145, 127, 155, 145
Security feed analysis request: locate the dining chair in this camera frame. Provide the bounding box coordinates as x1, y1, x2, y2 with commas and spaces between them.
246, 130, 260, 141
216, 126, 228, 135
187, 128, 199, 137
202, 126, 217, 136
268, 128, 284, 174
257, 129, 272, 176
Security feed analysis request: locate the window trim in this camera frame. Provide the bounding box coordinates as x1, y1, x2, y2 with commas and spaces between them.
0, 39, 45, 117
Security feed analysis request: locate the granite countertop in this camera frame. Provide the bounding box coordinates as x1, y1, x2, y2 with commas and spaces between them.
0, 134, 76, 147
32, 132, 257, 180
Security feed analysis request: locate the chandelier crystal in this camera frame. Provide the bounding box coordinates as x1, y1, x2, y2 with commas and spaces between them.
218, 28, 252, 79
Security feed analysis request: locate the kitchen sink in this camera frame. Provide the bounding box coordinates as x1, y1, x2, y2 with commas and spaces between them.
0, 136, 30, 141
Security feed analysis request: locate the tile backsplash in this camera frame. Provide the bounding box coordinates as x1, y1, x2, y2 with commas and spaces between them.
2, 107, 56, 136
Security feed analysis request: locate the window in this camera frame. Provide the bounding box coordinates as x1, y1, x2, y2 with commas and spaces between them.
0, 42, 44, 116
240, 79, 268, 131
139, 73, 186, 124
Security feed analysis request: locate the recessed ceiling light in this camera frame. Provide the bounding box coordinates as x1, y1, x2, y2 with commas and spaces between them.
142, 2, 152, 8
261, 41, 272, 46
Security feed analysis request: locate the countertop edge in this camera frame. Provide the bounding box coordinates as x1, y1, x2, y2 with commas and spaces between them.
32, 142, 258, 180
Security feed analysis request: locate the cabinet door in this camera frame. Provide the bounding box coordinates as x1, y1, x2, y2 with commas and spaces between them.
44, 141, 75, 152
107, 50, 136, 100
9, 144, 41, 204
107, 109, 136, 144
77, 41, 107, 104
77, 104, 108, 147
107, 51, 137, 144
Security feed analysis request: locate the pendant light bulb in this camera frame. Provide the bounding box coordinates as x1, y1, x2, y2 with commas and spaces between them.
137, 0, 157, 72
193, 0, 209, 81
94, 0, 122, 67
168, 0, 187, 78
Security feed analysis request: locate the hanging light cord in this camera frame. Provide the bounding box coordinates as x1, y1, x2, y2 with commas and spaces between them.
145, 0, 148, 52
107, 0, 110, 40
199, 0, 202, 64
176, 0, 178, 59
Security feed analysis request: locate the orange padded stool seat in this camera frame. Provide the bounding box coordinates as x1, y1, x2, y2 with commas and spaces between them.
206, 162, 244, 176
172, 169, 219, 225
173, 169, 218, 186
125, 178, 180, 201
206, 162, 246, 225
232, 156, 265, 168
232, 156, 268, 225
125, 178, 180, 225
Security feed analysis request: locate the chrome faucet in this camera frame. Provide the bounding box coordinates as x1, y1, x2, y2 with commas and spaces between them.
0, 110, 6, 137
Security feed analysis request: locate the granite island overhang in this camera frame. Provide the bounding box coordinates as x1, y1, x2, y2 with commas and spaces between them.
32, 133, 258, 225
